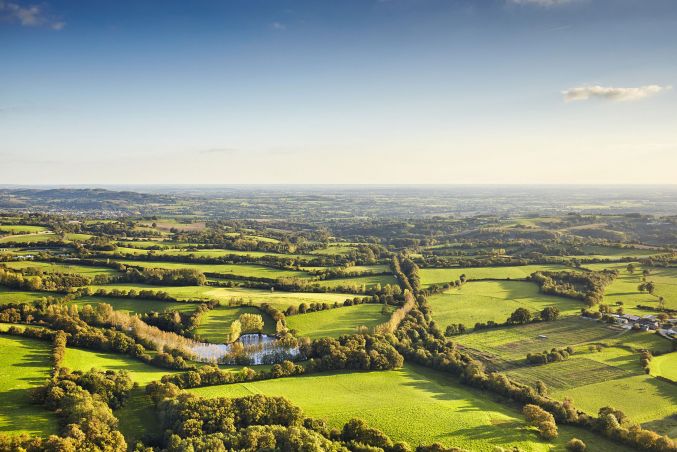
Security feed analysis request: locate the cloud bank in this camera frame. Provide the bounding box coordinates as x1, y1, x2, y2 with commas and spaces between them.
0, 0, 64, 29
562, 85, 670, 102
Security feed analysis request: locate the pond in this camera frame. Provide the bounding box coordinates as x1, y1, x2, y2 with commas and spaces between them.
190, 333, 301, 365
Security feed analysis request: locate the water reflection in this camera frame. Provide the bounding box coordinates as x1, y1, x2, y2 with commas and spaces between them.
190, 334, 301, 365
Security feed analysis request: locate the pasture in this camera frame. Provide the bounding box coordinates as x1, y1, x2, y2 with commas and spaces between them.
0, 233, 56, 244
427, 280, 582, 331
419, 264, 567, 287
650, 352, 677, 382
0, 286, 57, 304
188, 364, 631, 451
3, 260, 118, 277
455, 317, 672, 364
314, 274, 399, 290
87, 283, 353, 310
286, 304, 392, 339
583, 263, 677, 311
194, 305, 274, 343
0, 335, 58, 437
0, 225, 49, 234
62, 347, 178, 385
113, 259, 311, 279
67, 296, 197, 314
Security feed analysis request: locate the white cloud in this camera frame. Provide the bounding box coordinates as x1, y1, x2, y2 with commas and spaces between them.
0, 0, 64, 29
562, 85, 671, 102
271, 21, 286, 31
510, 0, 575, 6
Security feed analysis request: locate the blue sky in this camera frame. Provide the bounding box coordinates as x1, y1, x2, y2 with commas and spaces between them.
1, 0, 676, 184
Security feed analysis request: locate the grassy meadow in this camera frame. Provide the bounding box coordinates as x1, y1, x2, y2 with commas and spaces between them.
187, 364, 632, 451
419, 264, 567, 287
286, 304, 393, 339
427, 280, 582, 330
0, 335, 58, 437
194, 305, 275, 343
114, 259, 311, 279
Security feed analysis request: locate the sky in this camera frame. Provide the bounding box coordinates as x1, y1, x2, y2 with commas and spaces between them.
1, 0, 676, 185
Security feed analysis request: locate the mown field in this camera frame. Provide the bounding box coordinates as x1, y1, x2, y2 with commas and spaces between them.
187, 364, 631, 451
419, 264, 567, 287
0, 335, 58, 437
286, 304, 392, 339
427, 280, 582, 330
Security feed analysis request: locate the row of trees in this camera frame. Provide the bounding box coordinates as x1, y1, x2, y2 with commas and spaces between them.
529, 270, 618, 306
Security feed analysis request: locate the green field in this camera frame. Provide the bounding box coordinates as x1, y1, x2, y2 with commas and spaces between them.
194, 305, 274, 343
552, 372, 677, 435
68, 296, 197, 314
650, 352, 677, 382
0, 233, 56, 244
87, 283, 352, 310
286, 304, 393, 339
309, 245, 356, 256
187, 364, 630, 451
0, 286, 57, 304
314, 274, 399, 290
583, 263, 677, 311
0, 225, 49, 234
428, 280, 582, 330
420, 264, 567, 287
457, 318, 677, 437
570, 245, 668, 260
114, 259, 311, 279
3, 260, 118, 276
455, 317, 669, 364
62, 347, 178, 386
0, 335, 58, 437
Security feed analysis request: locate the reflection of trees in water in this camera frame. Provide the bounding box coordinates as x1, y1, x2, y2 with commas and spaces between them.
191, 333, 300, 365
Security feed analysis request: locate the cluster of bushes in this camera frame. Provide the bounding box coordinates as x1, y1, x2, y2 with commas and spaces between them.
140, 302, 214, 337
444, 323, 467, 336
391, 255, 415, 293
120, 266, 207, 286
526, 346, 575, 365
529, 270, 618, 306
640, 350, 653, 374
158, 362, 301, 389
478, 306, 558, 331
284, 295, 387, 316
523, 404, 558, 439
274, 276, 403, 296
0, 267, 88, 292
